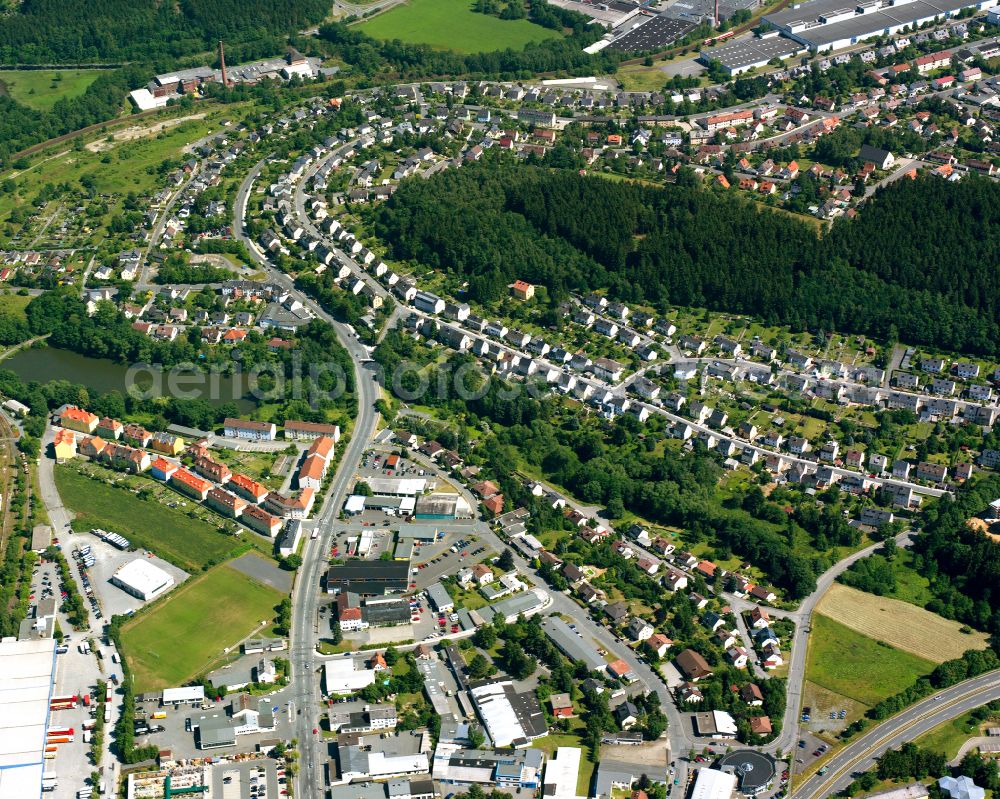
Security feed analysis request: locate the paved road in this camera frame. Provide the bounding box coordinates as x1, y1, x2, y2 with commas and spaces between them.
865, 157, 920, 198
234, 159, 382, 799
749, 530, 915, 755
792, 670, 1000, 799
138, 164, 199, 290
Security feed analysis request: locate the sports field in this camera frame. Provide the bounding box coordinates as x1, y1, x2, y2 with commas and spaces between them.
0, 69, 102, 111
55, 465, 238, 572
120, 562, 284, 691
357, 0, 560, 52
817, 583, 989, 663
806, 613, 936, 708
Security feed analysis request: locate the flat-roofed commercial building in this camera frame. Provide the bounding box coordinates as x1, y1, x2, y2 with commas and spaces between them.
111, 558, 175, 601
326, 560, 410, 595
763, 0, 994, 52
699, 35, 806, 75
0, 638, 57, 799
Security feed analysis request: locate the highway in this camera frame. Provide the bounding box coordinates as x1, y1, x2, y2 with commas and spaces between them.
234, 157, 382, 798
792, 670, 1000, 799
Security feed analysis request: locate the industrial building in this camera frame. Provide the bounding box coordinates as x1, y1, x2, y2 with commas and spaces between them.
763, 0, 995, 52
345, 494, 416, 516
700, 34, 806, 75
326, 560, 410, 595
111, 558, 175, 601
541, 616, 607, 673
338, 731, 432, 781
162, 686, 206, 706
543, 747, 585, 799
364, 477, 428, 496
469, 680, 548, 748
414, 494, 463, 519
691, 768, 740, 799
431, 744, 544, 788
477, 588, 548, 624
608, 15, 697, 50
396, 524, 442, 543
427, 582, 455, 613
0, 638, 57, 799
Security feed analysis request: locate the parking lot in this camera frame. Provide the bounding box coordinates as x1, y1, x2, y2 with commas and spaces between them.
412, 536, 489, 590
792, 731, 831, 763
131, 693, 297, 760
72, 537, 189, 620
210, 758, 283, 798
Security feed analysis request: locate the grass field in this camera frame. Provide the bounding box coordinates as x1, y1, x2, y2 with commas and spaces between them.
886, 550, 936, 607
0, 69, 102, 111
914, 709, 988, 761
120, 563, 284, 691
806, 613, 936, 708
0, 291, 32, 320
55, 465, 238, 572
357, 0, 560, 52
816, 584, 989, 663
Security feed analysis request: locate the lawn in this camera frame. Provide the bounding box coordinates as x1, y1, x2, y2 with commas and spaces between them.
806, 613, 936, 708
357, 0, 560, 53
0, 69, 102, 111
55, 464, 239, 572
914, 709, 989, 761
615, 65, 667, 93
816, 584, 989, 663
120, 563, 285, 691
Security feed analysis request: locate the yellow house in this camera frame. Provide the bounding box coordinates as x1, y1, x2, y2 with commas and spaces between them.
53, 429, 77, 463
60, 406, 98, 434
150, 432, 185, 456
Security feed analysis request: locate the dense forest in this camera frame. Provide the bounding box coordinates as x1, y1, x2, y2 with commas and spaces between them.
375, 159, 1000, 354
0, 0, 326, 65
911, 475, 1000, 635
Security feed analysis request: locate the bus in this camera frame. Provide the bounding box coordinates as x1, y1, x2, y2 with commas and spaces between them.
702, 30, 735, 45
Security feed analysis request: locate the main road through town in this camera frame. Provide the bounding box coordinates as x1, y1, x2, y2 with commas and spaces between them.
791, 670, 1000, 799
234, 160, 382, 798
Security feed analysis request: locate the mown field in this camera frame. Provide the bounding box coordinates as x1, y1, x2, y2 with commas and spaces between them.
806, 613, 936, 708
816, 583, 989, 663
357, 0, 560, 52
55, 464, 238, 572
0, 69, 102, 111
120, 563, 284, 691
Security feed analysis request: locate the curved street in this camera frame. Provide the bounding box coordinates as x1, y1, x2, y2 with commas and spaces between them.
234, 157, 382, 798
791, 671, 1000, 799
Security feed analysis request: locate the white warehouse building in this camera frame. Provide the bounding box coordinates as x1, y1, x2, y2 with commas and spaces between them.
111, 559, 175, 601
764, 0, 998, 52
